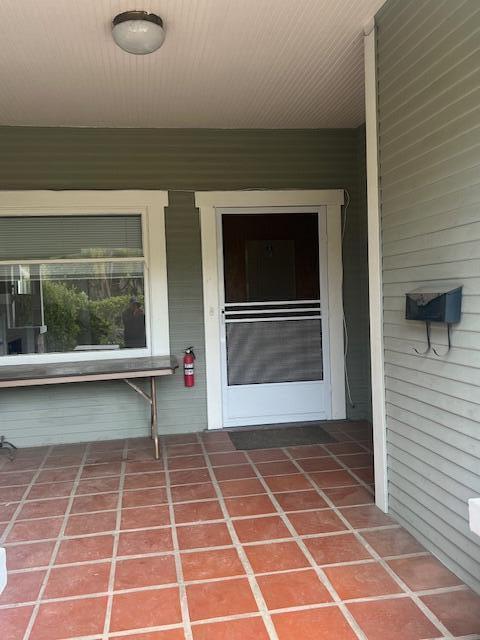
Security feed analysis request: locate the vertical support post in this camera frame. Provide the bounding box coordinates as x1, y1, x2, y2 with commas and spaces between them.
325, 203, 346, 419
150, 376, 159, 460
198, 201, 224, 431
365, 22, 388, 512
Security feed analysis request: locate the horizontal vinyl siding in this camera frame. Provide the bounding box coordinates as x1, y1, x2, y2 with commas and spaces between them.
342, 127, 371, 419
160, 191, 207, 434
0, 127, 370, 444
0, 383, 149, 444
0, 128, 360, 191
376, 0, 480, 593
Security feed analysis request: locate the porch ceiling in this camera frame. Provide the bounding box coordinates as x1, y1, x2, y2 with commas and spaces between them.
0, 0, 384, 129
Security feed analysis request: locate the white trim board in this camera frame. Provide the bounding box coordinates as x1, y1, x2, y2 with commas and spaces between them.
195, 189, 346, 431
364, 28, 388, 513
0, 190, 170, 365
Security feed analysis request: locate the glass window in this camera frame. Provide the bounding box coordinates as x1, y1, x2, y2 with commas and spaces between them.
222, 213, 320, 303
0, 262, 146, 356
0, 214, 148, 358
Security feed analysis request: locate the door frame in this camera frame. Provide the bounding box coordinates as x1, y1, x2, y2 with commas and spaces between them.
195, 190, 346, 430
217, 206, 331, 427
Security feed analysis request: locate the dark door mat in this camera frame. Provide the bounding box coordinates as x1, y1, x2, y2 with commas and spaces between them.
228, 422, 337, 450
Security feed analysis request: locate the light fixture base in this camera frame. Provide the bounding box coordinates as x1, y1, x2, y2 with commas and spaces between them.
112, 11, 163, 29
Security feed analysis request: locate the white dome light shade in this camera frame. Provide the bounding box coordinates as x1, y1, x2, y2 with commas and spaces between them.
112, 11, 165, 55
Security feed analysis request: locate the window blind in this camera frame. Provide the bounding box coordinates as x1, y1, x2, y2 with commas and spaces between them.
0, 215, 143, 260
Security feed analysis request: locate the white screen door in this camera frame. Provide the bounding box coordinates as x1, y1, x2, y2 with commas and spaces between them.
218, 209, 331, 427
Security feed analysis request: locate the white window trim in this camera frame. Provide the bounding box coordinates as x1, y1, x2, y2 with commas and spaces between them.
0, 190, 170, 365
365, 25, 388, 513
195, 189, 346, 431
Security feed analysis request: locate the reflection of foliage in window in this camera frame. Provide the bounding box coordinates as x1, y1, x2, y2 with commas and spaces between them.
88, 296, 130, 347
42, 280, 144, 352
42, 282, 87, 352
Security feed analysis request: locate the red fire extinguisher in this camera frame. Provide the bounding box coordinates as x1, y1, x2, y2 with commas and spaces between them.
183, 347, 195, 387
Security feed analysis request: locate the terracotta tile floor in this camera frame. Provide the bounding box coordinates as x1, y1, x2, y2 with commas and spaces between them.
0, 421, 479, 640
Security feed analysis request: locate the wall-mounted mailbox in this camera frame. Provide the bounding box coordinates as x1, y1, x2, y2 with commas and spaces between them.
405, 285, 462, 323
405, 285, 462, 356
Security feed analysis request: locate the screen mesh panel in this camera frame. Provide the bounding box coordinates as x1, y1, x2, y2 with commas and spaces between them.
226, 319, 322, 385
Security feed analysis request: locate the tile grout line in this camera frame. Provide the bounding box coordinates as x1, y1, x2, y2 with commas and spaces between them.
3, 545, 431, 578
0, 521, 401, 565
2, 570, 468, 611
332, 426, 373, 452
243, 449, 369, 640
324, 438, 458, 640
0, 468, 371, 493
3, 552, 469, 611
0, 438, 368, 477
0, 604, 477, 640
3, 498, 378, 528
102, 439, 129, 639
282, 447, 456, 640
0, 452, 369, 497
162, 437, 194, 640
0, 596, 366, 617
3, 618, 476, 640
355, 533, 456, 639
0, 446, 54, 546
322, 444, 375, 495
5, 496, 376, 526
196, 433, 281, 640
7, 478, 366, 507
1, 433, 473, 640
21, 442, 92, 640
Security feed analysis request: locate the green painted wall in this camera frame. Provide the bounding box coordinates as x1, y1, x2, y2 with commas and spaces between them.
376, 0, 480, 593
0, 127, 370, 444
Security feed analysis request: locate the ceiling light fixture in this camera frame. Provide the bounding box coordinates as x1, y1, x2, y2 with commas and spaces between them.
112, 11, 166, 55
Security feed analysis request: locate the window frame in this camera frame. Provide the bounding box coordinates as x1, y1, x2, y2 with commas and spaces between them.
0, 191, 170, 365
